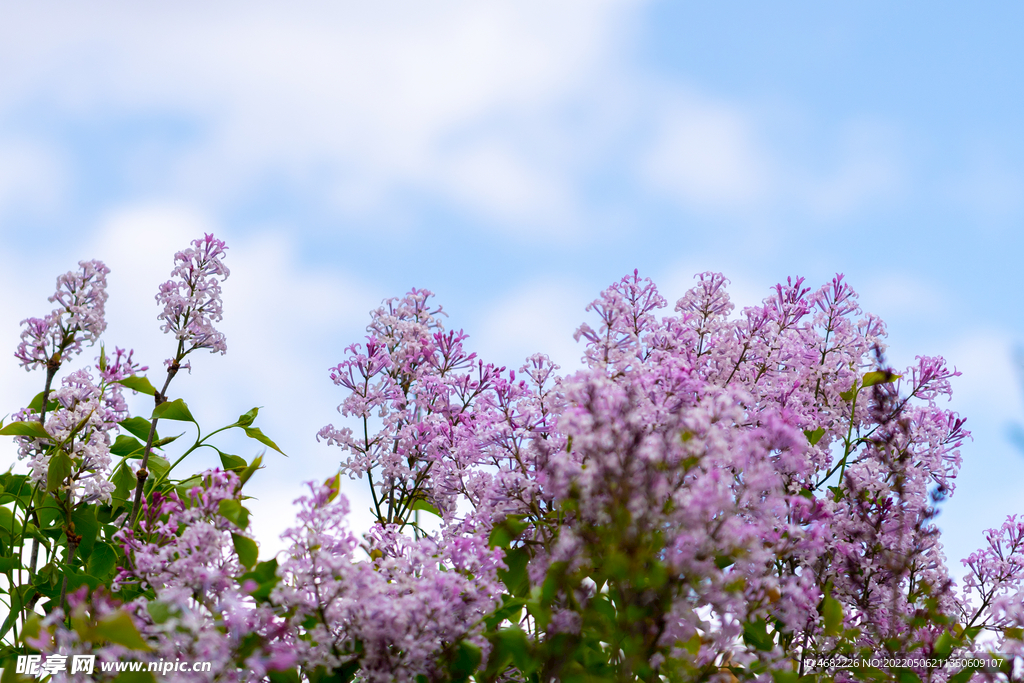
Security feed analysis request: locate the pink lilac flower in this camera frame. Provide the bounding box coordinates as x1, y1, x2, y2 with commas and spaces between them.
15, 260, 109, 370
113, 470, 294, 682
15, 368, 126, 505
315, 273, 980, 677
274, 482, 503, 682
155, 234, 229, 359
30, 269, 1015, 682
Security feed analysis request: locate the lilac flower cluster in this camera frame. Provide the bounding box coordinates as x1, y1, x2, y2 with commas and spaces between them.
275, 482, 503, 682
14, 261, 1024, 682
13, 347, 145, 507
313, 272, 990, 678
155, 234, 229, 360
113, 471, 294, 680
15, 260, 109, 370
18, 370, 123, 505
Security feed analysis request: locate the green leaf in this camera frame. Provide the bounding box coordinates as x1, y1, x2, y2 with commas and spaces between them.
71, 505, 99, 559
488, 515, 529, 549
240, 559, 281, 603
27, 391, 58, 414
0, 585, 35, 641
110, 434, 145, 457
307, 663, 358, 683
0, 507, 23, 541
232, 533, 259, 570
894, 668, 923, 683
0, 473, 26, 498
22, 523, 51, 551
324, 473, 341, 502
175, 475, 203, 502
87, 543, 118, 580
487, 626, 535, 676
219, 499, 250, 529
410, 498, 440, 517
485, 596, 527, 629
714, 554, 735, 570
0, 556, 22, 573
803, 427, 826, 446
146, 600, 175, 625
111, 464, 137, 506
120, 416, 156, 442
243, 426, 286, 455
92, 609, 152, 650
220, 452, 248, 471
239, 454, 263, 486
112, 672, 156, 683
117, 375, 157, 396
449, 641, 482, 682
151, 433, 182, 449
933, 629, 956, 659
146, 456, 171, 484
861, 370, 901, 388
47, 452, 73, 492
851, 666, 889, 681
947, 668, 976, 683
0, 421, 51, 440
498, 546, 530, 597
823, 593, 844, 636
771, 670, 799, 683
251, 558, 279, 584
742, 619, 775, 651
236, 407, 259, 427
152, 398, 195, 423
268, 669, 301, 683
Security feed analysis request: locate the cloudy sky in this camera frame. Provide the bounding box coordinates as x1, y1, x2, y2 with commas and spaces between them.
1, 1, 1022, 569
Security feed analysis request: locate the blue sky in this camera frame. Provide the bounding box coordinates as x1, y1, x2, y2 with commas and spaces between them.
0, 1, 1022, 569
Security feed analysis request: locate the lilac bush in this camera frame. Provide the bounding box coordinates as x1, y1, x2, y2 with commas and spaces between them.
2, 242, 1023, 682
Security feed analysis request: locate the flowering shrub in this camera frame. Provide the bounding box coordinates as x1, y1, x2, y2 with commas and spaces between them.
1, 242, 1023, 682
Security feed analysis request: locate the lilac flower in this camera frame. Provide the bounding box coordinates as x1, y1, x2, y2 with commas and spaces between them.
15, 259, 109, 370
274, 482, 502, 682
114, 470, 294, 681
23, 268, 1011, 681
315, 273, 981, 677
15, 368, 124, 505
155, 233, 229, 359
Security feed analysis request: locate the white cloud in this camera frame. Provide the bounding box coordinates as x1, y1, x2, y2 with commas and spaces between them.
799, 122, 904, 219
441, 139, 576, 229
640, 99, 905, 220
0, 139, 67, 219
858, 272, 947, 320
0, 2, 913, 232
641, 94, 770, 211
0, 1, 637, 234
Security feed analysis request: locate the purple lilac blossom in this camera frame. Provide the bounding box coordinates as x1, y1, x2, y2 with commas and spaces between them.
28, 271, 1024, 681
15, 260, 109, 370
155, 233, 229, 360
